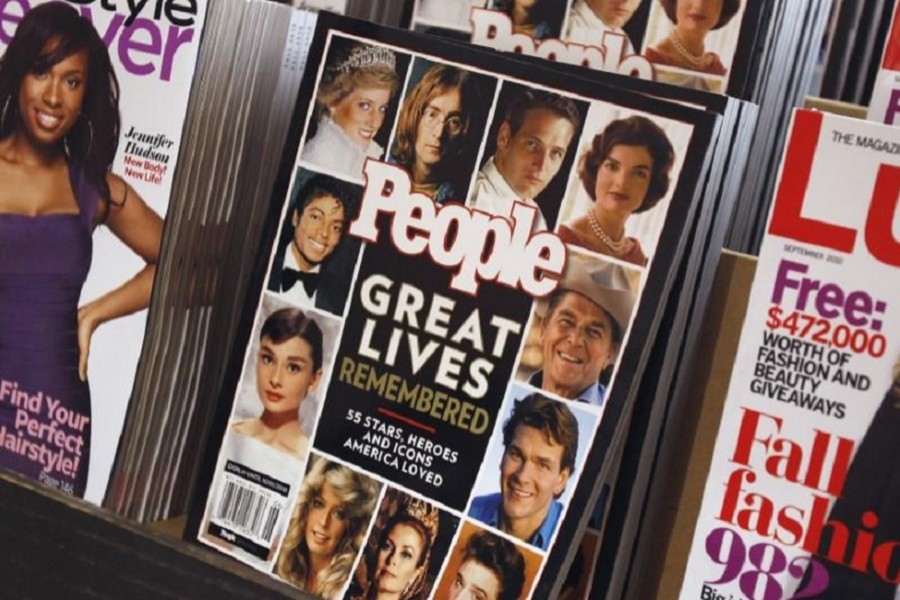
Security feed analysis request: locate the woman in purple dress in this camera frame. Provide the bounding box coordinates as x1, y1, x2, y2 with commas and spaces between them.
0, 3, 162, 497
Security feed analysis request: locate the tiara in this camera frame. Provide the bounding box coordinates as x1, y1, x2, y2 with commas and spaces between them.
337, 45, 396, 74
401, 497, 440, 540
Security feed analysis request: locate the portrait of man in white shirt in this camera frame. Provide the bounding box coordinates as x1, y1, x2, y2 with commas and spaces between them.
470, 88, 582, 231
416, 0, 487, 30
565, 0, 643, 55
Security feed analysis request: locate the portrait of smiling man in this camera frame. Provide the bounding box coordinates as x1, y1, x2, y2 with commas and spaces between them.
527, 256, 637, 406
470, 88, 582, 230
268, 171, 361, 316
469, 393, 580, 550
565, 0, 643, 55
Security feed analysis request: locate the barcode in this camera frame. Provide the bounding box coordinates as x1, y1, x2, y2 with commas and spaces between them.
216, 479, 282, 544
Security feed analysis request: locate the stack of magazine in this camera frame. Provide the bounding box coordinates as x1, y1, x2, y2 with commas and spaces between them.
819, 0, 895, 107
109, 0, 416, 521
182, 11, 766, 598
105, 0, 319, 521
0, 0, 324, 524
403, 0, 834, 254
726, 0, 835, 253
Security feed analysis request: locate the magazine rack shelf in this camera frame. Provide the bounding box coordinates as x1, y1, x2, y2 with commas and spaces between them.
0, 470, 311, 599
0, 252, 757, 598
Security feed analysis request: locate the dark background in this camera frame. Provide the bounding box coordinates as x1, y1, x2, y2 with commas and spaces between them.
313, 212, 533, 510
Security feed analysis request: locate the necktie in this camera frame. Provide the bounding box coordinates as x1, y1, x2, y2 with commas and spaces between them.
282, 268, 319, 296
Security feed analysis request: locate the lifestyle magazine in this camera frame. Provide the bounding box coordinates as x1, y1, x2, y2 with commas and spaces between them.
0, 0, 206, 503
868, 0, 900, 126
681, 109, 900, 599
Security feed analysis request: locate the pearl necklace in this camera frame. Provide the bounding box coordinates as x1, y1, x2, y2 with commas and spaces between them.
588, 210, 627, 254
669, 31, 706, 68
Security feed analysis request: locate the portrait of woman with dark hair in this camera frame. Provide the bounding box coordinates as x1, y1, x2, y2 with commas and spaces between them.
489, 0, 562, 40
389, 62, 491, 204
276, 456, 381, 599
645, 0, 742, 76
558, 116, 675, 266
349, 495, 442, 600
300, 42, 402, 180
0, 2, 163, 497
230, 308, 324, 460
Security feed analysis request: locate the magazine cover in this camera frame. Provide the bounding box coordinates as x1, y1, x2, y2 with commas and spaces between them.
868, 0, 900, 125
407, 0, 764, 95
681, 109, 900, 599
0, 0, 205, 502
195, 13, 716, 599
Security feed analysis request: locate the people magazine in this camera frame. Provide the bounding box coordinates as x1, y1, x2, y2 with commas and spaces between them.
0, 0, 205, 503
681, 109, 900, 599
407, 0, 764, 96
192, 11, 719, 600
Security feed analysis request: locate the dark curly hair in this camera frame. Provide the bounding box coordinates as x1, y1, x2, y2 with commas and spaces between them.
658, 0, 742, 30
260, 308, 324, 371
291, 173, 358, 226
460, 531, 526, 600
0, 2, 120, 205
580, 115, 675, 214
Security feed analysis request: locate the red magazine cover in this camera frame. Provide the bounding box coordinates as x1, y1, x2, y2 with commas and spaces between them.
682, 110, 900, 599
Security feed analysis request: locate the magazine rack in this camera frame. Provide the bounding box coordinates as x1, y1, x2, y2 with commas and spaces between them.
0, 252, 756, 598
0, 470, 309, 598
653, 250, 756, 599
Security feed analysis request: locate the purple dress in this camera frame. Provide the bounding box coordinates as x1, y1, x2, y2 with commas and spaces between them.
0, 162, 95, 497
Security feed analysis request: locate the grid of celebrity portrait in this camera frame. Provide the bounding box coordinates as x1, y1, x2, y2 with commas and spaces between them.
412, 0, 748, 94
199, 33, 693, 600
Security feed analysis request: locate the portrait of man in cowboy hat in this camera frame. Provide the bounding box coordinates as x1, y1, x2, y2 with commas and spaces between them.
523, 254, 637, 406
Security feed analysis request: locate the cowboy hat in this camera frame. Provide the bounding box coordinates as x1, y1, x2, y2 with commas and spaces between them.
538, 254, 636, 330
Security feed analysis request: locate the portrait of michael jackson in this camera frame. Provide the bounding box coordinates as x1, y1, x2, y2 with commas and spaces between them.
267, 170, 363, 316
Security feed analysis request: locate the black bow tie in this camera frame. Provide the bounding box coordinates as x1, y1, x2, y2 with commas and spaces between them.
282, 268, 319, 296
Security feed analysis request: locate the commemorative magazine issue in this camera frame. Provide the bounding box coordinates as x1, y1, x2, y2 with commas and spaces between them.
681, 109, 900, 599
406, 0, 764, 96
0, 0, 205, 503
190, 11, 719, 599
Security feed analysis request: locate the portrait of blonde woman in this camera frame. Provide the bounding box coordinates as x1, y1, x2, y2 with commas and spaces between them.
301, 41, 404, 180
276, 456, 381, 599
